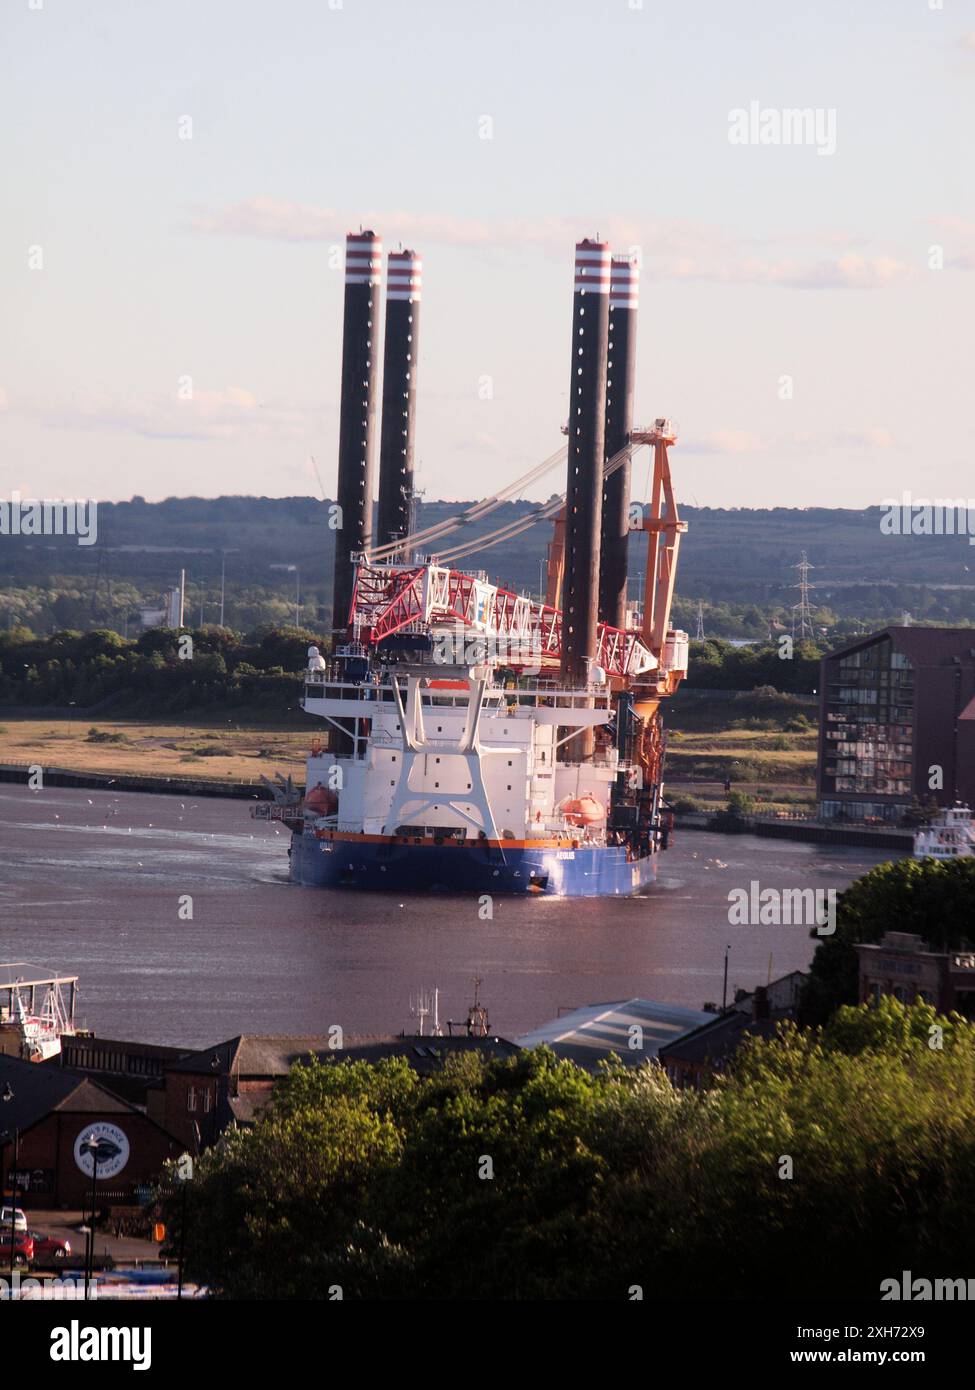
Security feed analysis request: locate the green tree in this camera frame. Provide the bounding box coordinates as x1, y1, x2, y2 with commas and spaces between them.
800, 857, 975, 1024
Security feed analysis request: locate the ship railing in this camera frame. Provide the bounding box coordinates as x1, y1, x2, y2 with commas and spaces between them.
252, 802, 301, 822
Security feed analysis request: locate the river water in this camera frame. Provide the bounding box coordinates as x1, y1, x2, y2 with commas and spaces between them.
0, 785, 899, 1048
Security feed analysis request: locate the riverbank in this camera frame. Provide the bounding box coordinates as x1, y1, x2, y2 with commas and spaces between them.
674, 810, 912, 851
0, 716, 306, 785
0, 762, 269, 799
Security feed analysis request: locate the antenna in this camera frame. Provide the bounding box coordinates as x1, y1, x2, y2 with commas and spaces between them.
695, 600, 705, 642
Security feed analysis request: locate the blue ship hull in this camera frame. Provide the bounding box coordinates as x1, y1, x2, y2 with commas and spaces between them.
289, 830, 657, 897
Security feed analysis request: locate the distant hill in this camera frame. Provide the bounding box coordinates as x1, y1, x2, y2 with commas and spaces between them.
2, 496, 974, 629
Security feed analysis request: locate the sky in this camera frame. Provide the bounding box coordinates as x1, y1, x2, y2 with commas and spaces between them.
2, 0, 974, 510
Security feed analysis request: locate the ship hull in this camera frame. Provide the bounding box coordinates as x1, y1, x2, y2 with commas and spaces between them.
289, 829, 657, 897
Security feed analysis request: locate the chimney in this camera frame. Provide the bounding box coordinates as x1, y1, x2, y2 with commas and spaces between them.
752, 985, 770, 1022
377, 250, 422, 559
332, 230, 382, 633
561, 239, 610, 681
599, 253, 639, 630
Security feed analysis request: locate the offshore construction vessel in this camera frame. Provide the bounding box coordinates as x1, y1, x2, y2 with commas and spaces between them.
259, 235, 688, 895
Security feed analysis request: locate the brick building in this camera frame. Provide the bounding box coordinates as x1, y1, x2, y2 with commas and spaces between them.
856, 931, 975, 1018
657, 985, 797, 1088
0, 1054, 182, 1209
817, 626, 975, 824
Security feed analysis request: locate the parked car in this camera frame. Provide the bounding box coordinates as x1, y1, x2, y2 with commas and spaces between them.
0, 1231, 35, 1265
29, 1231, 71, 1260
0, 1206, 27, 1234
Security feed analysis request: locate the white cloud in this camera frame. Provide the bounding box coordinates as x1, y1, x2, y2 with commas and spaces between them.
686, 427, 894, 457
188, 199, 910, 290
682, 429, 767, 455
34, 387, 312, 442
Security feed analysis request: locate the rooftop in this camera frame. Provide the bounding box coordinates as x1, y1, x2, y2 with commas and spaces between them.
516, 998, 713, 1069
0, 1053, 134, 1136
168, 1033, 521, 1080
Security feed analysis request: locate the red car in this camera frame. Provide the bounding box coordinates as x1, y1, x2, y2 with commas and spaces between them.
29, 1231, 71, 1260
0, 1231, 35, 1265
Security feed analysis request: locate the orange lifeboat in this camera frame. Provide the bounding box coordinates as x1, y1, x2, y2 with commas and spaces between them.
304, 784, 338, 817
560, 793, 604, 827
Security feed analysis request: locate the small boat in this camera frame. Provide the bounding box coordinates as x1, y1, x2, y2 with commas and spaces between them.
913, 804, 975, 861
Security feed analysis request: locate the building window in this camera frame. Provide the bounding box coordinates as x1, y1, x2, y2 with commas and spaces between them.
187, 1086, 197, 1112
203, 1089, 211, 1114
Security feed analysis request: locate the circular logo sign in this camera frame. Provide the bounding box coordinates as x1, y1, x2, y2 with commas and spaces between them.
73, 1123, 130, 1180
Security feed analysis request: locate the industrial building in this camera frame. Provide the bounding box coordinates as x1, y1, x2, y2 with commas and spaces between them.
817, 626, 975, 823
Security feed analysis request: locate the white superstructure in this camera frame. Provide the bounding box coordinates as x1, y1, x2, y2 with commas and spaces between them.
913, 805, 975, 861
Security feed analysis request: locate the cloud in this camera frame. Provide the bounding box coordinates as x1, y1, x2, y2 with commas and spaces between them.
662, 253, 912, 289
685, 427, 893, 457
188, 199, 910, 290
35, 387, 312, 442
959, 32, 975, 52
682, 429, 767, 455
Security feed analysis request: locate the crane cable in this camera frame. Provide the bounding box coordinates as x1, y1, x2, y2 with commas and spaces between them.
435, 442, 636, 565
365, 443, 568, 562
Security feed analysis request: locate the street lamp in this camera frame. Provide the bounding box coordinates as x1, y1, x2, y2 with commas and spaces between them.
79, 1133, 105, 1301
174, 1153, 194, 1299
2, 1080, 19, 1290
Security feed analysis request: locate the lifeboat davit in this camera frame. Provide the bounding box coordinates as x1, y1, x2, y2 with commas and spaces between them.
560, 793, 604, 827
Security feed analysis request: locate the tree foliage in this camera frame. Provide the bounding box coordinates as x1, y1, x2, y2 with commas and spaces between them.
801, 857, 975, 1024
162, 1004, 975, 1300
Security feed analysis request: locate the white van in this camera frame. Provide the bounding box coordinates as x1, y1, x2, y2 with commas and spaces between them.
0, 1207, 27, 1234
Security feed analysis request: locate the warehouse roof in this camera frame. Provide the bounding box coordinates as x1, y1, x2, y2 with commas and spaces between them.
516, 998, 713, 1069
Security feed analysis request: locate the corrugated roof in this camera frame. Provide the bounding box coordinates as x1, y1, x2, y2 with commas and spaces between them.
658, 1008, 792, 1067
516, 999, 713, 1068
